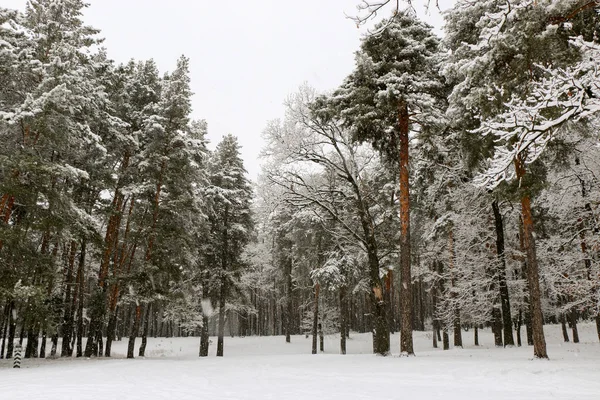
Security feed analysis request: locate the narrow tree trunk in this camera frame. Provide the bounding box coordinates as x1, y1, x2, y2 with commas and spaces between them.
516, 309, 522, 347
105, 309, 118, 357
437, 261, 449, 351
60, 241, 77, 357
6, 304, 16, 359
39, 331, 47, 358
386, 271, 394, 334
139, 303, 152, 357
453, 316, 462, 348
285, 255, 293, 343
199, 314, 209, 357
518, 215, 534, 347
76, 238, 86, 357
492, 306, 503, 347
398, 99, 413, 356
126, 304, 141, 359
216, 280, 226, 357
569, 309, 579, 343
50, 334, 58, 357
1, 303, 11, 358
319, 323, 324, 353
84, 300, 100, 357
576, 172, 598, 342
442, 327, 449, 351
474, 326, 479, 346
514, 155, 547, 359
30, 324, 39, 358
19, 323, 25, 346
525, 306, 534, 346
560, 313, 570, 342
25, 325, 35, 358
97, 333, 103, 356
312, 283, 319, 355
492, 199, 515, 347
431, 274, 438, 349
448, 228, 462, 349
340, 286, 347, 355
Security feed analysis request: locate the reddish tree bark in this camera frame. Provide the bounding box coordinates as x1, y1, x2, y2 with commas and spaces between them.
514, 155, 548, 359
398, 99, 414, 356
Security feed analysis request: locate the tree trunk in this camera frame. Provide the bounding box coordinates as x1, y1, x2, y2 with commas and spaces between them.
1, 303, 11, 358
319, 323, 324, 353
453, 317, 462, 348
285, 255, 293, 343
60, 241, 77, 357
569, 309, 579, 343
448, 228, 462, 349
312, 283, 319, 355
50, 334, 58, 357
516, 309, 522, 347
349, 159, 389, 355
398, 99, 414, 356
442, 327, 449, 351
492, 306, 503, 347
39, 331, 47, 358
216, 279, 226, 357
75, 238, 86, 357
5, 302, 16, 359
105, 309, 118, 357
139, 303, 152, 357
126, 304, 141, 359
431, 274, 438, 349
199, 314, 209, 357
339, 286, 347, 355
25, 325, 35, 358
474, 326, 479, 346
97, 333, 104, 356
576, 171, 598, 342
437, 261, 449, 351
514, 155, 547, 359
560, 313, 570, 342
525, 305, 534, 346
492, 199, 515, 347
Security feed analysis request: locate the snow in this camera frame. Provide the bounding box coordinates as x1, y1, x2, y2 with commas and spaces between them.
1, 324, 600, 399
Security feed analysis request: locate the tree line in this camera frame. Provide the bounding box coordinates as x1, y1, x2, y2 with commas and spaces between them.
1, 0, 599, 362
256, 0, 600, 359
0, 0, 252, 360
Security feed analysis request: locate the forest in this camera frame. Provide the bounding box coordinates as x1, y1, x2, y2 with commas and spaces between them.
1, 0, 600, 368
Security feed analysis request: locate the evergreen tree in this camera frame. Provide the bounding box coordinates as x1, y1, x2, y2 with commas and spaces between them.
330, 11, 445, 356
206, 134, 253, 357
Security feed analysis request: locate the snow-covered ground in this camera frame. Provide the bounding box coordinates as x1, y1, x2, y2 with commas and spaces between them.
1, 323, 599, 399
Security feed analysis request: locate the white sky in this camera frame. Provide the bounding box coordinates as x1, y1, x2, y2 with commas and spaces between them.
4, 0, 454, 179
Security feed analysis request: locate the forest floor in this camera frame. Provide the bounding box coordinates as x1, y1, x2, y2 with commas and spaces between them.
1, 323, 599, 399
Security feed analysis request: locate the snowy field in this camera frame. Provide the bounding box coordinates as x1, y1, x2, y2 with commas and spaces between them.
1, 324, 600, 400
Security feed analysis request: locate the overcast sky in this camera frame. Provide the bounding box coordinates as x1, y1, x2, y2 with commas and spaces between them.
4, 0, 454, 179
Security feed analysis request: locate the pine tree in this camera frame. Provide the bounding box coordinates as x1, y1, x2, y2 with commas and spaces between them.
447, 0, 600, 358
330, 11, 445, 356
206, 134, 253, 357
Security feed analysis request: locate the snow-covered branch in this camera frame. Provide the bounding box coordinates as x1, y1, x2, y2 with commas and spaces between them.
475, 36, 600, 188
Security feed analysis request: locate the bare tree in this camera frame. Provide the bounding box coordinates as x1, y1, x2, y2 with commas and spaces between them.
349, 0, 439, 26
262, 86, 396, 355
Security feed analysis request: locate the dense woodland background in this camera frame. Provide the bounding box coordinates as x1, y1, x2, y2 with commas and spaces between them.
1, 0, 600, 361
